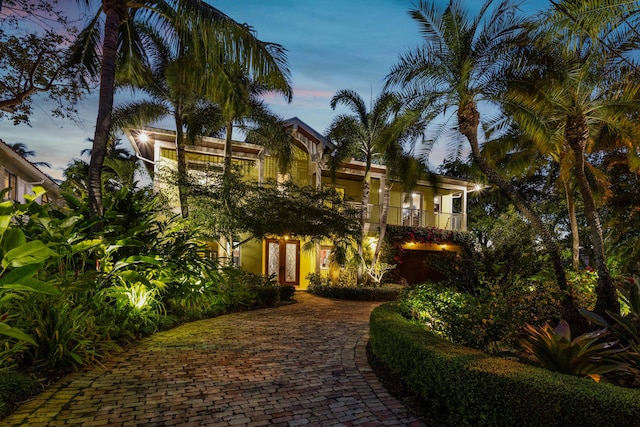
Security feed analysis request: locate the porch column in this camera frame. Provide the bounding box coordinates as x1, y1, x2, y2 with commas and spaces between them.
462, 188, 468, 231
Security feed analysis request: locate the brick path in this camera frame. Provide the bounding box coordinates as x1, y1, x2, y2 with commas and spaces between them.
2, 293, 425, 426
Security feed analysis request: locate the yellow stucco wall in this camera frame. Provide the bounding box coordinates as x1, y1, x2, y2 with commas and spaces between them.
239, 239, 262, 275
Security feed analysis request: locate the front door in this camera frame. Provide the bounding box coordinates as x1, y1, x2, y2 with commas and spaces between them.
265, 239, 300, 285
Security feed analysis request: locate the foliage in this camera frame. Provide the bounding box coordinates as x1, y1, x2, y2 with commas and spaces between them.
398, 279, 564, 352
370, 303, 640, 426
580, 275, 640, 385
0, 1, 86, 124
0, 371, 38, 419
307, 273, 402, 301
188, 170, 361, 245
518, 320, 626, 382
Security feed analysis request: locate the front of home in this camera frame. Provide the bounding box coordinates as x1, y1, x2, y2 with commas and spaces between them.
126, 117, 475, 288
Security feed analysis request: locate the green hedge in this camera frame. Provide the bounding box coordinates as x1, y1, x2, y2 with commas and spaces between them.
370, 303, 640, 427
307, 283, 402, 301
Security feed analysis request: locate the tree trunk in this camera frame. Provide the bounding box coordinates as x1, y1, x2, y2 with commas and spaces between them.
175, 112, 189, 218
563, 178, 580, 270
357, 156, 372, 284
457, 101, 582, 325
565, 115, 620, 316
88, 6, 121, 222
223, 121, 233, 176
371, 180, 390, 271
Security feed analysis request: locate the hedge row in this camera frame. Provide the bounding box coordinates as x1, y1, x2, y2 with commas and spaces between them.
306, 283, 402, 301
369, 303, 640, 427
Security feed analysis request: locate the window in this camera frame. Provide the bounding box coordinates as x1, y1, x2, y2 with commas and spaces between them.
452, 192, 462, 214
232, 241, 240, 266
3, 170, 17, 201
320, 247, 331, 269
434, 195, 441, 214
402, 192, 422, 226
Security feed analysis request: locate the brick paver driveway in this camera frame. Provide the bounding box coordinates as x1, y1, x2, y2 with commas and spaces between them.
3, 292, 425, 427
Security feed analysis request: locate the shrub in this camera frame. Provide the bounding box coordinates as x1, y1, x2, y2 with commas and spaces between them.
279, 285, 296, 302
398, 279, 563, 352
307, 274, 402, 301
370, 303, 640, 426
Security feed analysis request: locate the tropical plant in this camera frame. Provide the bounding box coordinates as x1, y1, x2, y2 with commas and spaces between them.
325, 90, 426, 283
519, 320, 627, 382
0, 188, 60, 347
71, 0, 292, 221
384, 0, 582, 324
503, 2, 640, 316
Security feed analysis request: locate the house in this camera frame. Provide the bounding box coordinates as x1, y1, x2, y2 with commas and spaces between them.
0, 139, 61, 205
125, 117, 476, 288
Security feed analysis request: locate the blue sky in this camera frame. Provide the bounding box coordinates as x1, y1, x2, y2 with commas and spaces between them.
0, 0, 550, 180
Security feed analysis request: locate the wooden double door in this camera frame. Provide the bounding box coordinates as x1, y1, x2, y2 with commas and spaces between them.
265, 239, 300, 285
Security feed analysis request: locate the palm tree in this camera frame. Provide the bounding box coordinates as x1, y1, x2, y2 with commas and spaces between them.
384, 0, 580, 320
6, 141, 51, 167
325, 89, 424, 283
483, 127, 610, 271
71, 0, 291, 222
206, 64, 292, 178
502, 5, 640, 316
110, 25, 226, 218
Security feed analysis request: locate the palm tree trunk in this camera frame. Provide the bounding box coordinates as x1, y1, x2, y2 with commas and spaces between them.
566, 116, 620, 316
175, 113, 189, 218
371, 181, 390, 271
458, 101, 581, 325
563, 178, 580, 270
358, 157, 372, 284
88, 6, 121, 222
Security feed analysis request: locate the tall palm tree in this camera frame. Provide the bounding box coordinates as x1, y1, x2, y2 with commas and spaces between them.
71, 0, 291, 222
111, 25, 225, 218
483, 127, 610, 271
503, 5, 640, 316
325, 89, 423, 283
207, 64, 292, 178
384, 0, 580, 320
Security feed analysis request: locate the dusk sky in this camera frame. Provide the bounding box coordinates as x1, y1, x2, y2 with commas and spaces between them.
0, 0, 550, 181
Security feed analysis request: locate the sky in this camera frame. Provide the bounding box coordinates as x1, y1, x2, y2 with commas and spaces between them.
0, 0, 550, 181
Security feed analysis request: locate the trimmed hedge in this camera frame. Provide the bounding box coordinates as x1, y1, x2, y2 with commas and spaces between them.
370, 303, 640, 427
307, 283, 402, 301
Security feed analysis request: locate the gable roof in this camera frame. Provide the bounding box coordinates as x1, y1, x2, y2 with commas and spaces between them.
0, 139, 61, 199
285, 117, 334, 152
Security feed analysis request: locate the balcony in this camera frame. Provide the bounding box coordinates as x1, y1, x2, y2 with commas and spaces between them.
348, 203, 463, 231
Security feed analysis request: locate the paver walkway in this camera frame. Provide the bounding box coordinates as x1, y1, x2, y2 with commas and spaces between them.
2, 292, 426, 427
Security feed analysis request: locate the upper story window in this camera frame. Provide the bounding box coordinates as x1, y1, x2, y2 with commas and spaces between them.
434, 195, 441, 214
402, 192, 423, 227
3, 170, 17, 201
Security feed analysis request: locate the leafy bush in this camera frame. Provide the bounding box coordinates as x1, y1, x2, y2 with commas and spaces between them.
307, 273, 402, 301
279, 285, 296, 302
398, 279, 563, 352
370, 303, 640, 426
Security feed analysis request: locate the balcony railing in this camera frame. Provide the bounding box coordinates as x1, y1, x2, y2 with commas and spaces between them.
349, 203, 463, 231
